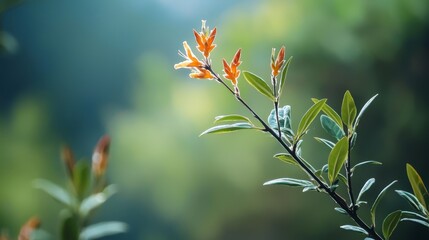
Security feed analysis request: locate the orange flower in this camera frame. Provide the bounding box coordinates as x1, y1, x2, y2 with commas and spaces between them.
174, 41, 204, 69
193, 20, 216, 58
190, 67, 215, 79
222, 49, 242, 86
92, 135, 111, 178
18, 217, 40, 240
271, 46, 285, 77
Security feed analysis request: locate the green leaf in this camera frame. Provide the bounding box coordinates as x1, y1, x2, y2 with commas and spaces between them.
357, 178, 375, 202
401, 218, 429, 228
60, 210, 79, 240
200, 123, 256, 136
278, 56, 292, 97
351, 161, 382, 173
314, 137, 335, 149
370, 180, 397, 227
273, 153, 298, 166
296, 99, 327, 139
33, 179, 75, 207
382, 210, 402, 240
214, 114, 252, 124
401, 210, 428, 220
406, 163, 429, 210
72, 161, 90, 200
353, 94, 378, 130
267, 105, 294, 138
79, 222, 127, 240
339, 225, 368, 235
80, 185, 118, 218
311, 98, 343, 129
242, 71, 275, 101
263, 178, 314, 188
302, 185, 318, 192
350, 132, 357, 148
341, 90, 357, 128
334, 207, 347, 215
30, 229, 52, 240
320, 115, 345, 140
328, 137, 348, 184
395, 190, 427, 214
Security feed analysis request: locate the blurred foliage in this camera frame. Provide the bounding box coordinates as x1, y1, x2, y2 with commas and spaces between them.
1, 0, 428, 239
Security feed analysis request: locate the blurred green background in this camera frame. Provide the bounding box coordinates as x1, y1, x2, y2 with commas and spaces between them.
1, 0, 428, 239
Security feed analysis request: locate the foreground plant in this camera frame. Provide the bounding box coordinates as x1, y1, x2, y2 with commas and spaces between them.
32, 135, 127, 240
174, 20, 428, 239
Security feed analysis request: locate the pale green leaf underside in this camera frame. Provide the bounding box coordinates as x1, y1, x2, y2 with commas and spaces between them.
200, 123, 256, 136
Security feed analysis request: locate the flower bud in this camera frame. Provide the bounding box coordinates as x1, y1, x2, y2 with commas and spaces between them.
18, 217, 40, 240
92, 135, 111, 178
61, 145, 75, 178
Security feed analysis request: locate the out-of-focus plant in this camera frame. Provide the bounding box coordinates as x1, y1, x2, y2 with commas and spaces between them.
31, 135, 127, 240
174, 20, 428, 240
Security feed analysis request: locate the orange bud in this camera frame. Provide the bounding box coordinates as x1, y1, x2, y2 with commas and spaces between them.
18, 217, 40, 240
271, 46, 286, 77
92, 135, 111, 178
61, 145, 75, 178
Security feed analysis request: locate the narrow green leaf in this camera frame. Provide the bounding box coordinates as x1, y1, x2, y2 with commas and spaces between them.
338, 173, 348, 186
341, 90, 357, 128
296, 99, 327, 139
320, 115, 345, 140
382, 210, 402, 240
353, 94, 378, 130
200, 123, 256, 136
242, 71, 275, 101
263, 178, 314, 188
302, 185, 318, 192
60, 210, 79, 240
79, 222, 127, 240
72, 161, 90, 200
401, 210, 428, 220
395, 190, 427, 214
312, 98, 343, 129
273, 153, 298, 166
340, 225, 368, 235
406, 163, 429, 210
328, 137, 348, 184
370, 180, 398, 227
400, 218, 429, 227
214, 114, 252, 124
350, 132, 357, 148
80, 185, 118, 217
314, 137, 335, 149
278, 56, 293, 97
334, 207, 347, 215
351, 161, 382, 173
357, 178, 376, 202
33, 179, 75, 207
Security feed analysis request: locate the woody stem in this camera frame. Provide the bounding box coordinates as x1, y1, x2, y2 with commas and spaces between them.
204, 65, 383, 240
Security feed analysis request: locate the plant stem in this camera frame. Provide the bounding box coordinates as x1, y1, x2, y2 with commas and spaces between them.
272, 76, 282, 139
346, 135, 356, 209
205, 65, 383, 240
